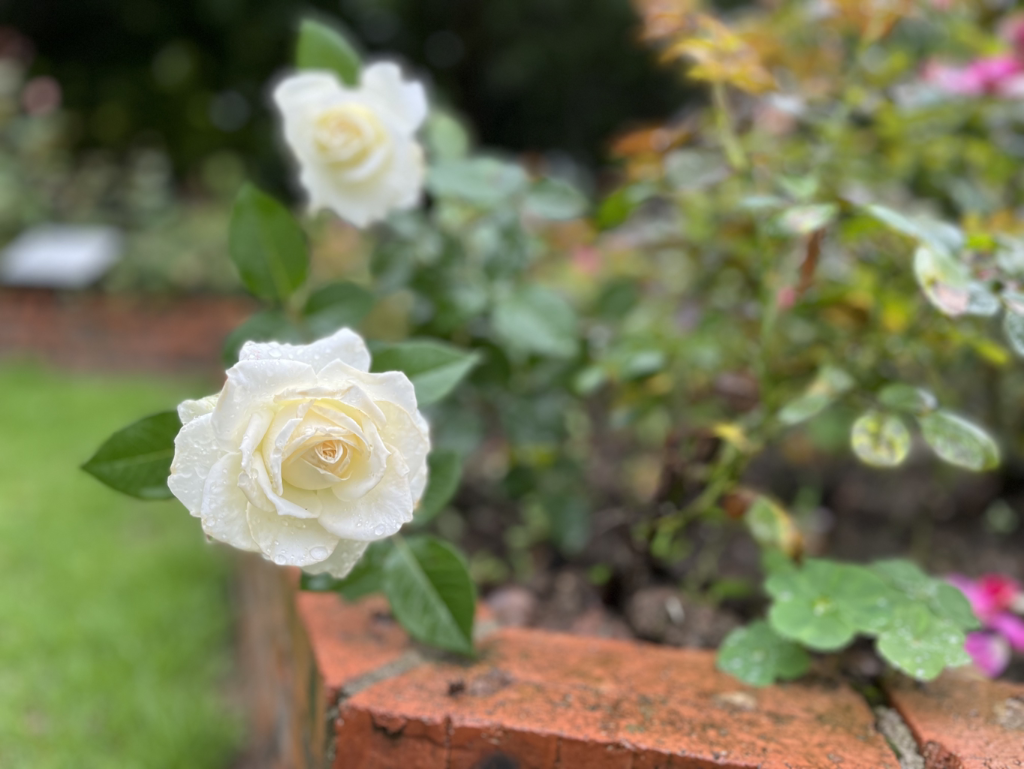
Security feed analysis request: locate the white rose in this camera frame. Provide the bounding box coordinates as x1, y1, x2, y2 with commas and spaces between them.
168, 328, 430, 578
273, 62, 428, 228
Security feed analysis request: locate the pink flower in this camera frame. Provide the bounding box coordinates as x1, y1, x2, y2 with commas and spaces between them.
947, 573, 1023, 677
965, 632, 1012, 678
923, 56, 1024, 97
990, 612, 1024, 652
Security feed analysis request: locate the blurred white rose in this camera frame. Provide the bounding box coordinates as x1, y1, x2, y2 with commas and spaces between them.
168, 328, 430, 577
273, 62, 427, 227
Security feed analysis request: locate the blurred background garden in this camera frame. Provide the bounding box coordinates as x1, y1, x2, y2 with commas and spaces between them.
5, 0, 1024, 765
0, 1, 689, 765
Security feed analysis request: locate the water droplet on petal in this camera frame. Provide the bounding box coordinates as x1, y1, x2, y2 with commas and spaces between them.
310, 546, 329, 560
373, 523, 386, 537
273, 555, 286, 565
270, 349, 282, 358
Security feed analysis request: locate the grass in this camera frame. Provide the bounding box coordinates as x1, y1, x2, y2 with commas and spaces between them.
0, 363, 242, 769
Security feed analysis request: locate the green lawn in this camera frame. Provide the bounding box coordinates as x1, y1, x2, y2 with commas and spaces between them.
0, 364, 242, 768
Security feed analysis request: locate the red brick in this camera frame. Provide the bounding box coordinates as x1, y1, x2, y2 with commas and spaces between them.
887, 670, 1024, 768
334, 628, 898, 769
334, 703, 448, 769
296, 591, 410, 698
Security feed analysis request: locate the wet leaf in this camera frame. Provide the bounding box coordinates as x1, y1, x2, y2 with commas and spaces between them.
744, 496, 803, 558
493, 286, 579, 359
777, 365, 854, 425
777, 204, 837, 235
914, 246, 970, 317
876, 604, 971, 681
295, 17, 361, 85
383, 536, 476, 655
1003, 310, 1024, 357
919, 411, 1000, 472
229, 184, 309, 305
877, 384, 937, 415
82, 411, 180, 500
717, 621, 811, 687
524, 178, 588, 220
851, 411, 911, 468
766, 559, 896, 649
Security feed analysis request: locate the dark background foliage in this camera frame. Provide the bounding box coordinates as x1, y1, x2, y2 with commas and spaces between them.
4, 0, 692, 187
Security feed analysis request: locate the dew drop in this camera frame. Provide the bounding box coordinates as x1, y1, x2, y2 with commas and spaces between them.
310, 546, 329, 560
270, 349, 282, 358
373, 524, 386, 537
273, 555, 286, 565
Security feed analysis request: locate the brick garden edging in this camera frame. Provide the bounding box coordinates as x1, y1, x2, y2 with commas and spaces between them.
0, 287, 255, 374
236, 554, 1024, 768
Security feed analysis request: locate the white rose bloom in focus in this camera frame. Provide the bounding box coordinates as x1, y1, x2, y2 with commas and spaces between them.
273, 63, 427, 227
168, 328, 430, 578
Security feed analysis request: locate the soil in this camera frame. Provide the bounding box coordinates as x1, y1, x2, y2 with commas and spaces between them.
468, 443, 1024, 682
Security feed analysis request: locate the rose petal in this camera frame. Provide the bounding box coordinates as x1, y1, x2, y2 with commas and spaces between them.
965, 631, 1011, 678
199, 452, 260, 552
318, 454, 414, 540
362, 62, 428, 134
328, 418, 390, 501
301, 538, 370, 579
246, 502, 340, 567
250, 453, 322, 520
240, 328, 371, 373
377, 402, 430, 503
212, 359, 317, 443
177, 394, 219, 425
318, 361, 419, 415
168, 413, 221, 516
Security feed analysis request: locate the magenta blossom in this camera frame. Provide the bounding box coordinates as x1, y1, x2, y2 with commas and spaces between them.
948, 573, 1024, 677
923, 56, 1024, 97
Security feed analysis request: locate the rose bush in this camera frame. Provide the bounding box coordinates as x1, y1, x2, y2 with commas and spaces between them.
168, 328, 430, 577
274, 62, 427, 227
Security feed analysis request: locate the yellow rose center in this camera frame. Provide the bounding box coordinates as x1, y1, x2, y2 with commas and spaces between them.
312, 104, 387, 171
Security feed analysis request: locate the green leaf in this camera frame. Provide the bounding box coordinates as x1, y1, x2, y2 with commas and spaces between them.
383, 536, 476, 655
776, 204, 837, 235
229, 184, 309, 305
299, 540, 391, 600
371, 340, 480, 406
864, 205, 963, 258
877, 384, 937, 415
876, 604, 971, 681
744, 496, 801, 557
766, 559, 895, 649
919, 411, 1000, 472
492, 286, 579, 359
427, 157, 528, 207
222, 310, 306, 366
716, 621, 811, 687
850, 411, 911, 468
295, 18, 361, 85
777, 365, 854, 425
870, 559, 980, 631
595, 183, 656, 230
82, 411, 181, 500
304, 281, 375, 337
425, 109, 470, 161
664, 149, 730, 191
1003, 309, 1024, 357
914, 246, 971, 317
523, 178, 588, 220
415, 451, 463, 525
966, 283, 1000, 317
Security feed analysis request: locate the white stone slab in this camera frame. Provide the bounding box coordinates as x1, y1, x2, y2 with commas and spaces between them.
1, 224, 122, 289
